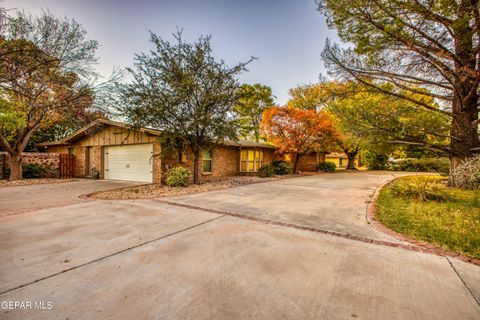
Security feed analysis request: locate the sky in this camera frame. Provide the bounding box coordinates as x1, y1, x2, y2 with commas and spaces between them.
5, 0, 341, 105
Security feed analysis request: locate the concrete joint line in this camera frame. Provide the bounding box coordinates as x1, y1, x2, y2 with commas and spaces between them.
276, 184, 372, 192
447, 257, 480, 307
155, 199, 480, 267
0, 199, 96, 218
0, 214, 225, 296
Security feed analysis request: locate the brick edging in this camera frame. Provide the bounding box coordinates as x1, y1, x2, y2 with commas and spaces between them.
365, 175, 480, 266
153, 199, 480, 266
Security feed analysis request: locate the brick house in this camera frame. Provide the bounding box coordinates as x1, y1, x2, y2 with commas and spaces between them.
325, 152, 362, 168
38, 119, 277, 184
296, 152, 327, 172
295, 151, 362, 171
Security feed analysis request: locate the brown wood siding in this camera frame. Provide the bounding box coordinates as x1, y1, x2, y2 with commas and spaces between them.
45, 124, 162, 183
74, 126, 157, 147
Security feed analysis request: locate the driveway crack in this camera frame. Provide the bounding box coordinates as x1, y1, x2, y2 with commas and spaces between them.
446, 257, 480, 307
0, 214, 225, 296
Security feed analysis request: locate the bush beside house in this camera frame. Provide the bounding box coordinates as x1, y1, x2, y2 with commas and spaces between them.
271, 161, 293, 175
317, 162, 336, 172
259, 164, 276, 177
165, 167, 191, 187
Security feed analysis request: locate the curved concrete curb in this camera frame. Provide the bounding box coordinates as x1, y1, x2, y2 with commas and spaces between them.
366, 175, 480, 266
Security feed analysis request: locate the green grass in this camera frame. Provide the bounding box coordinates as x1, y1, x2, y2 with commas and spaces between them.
376, 175, 480, 259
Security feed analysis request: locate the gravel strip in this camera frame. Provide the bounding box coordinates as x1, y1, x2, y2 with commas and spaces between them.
0, 178, 76, 188
90, 174, 313, 200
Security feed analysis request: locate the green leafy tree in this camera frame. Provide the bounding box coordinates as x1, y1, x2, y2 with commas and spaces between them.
318, 0, 480, 183
0, 11, 117, 179
321, 81, 450, 165
234, 83, 274, 142
334, 133, 363, 170
119, 31, 253, 184
287, 83, 327, 111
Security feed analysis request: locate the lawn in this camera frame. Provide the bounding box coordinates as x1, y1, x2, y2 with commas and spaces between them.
376, 175, 480, 259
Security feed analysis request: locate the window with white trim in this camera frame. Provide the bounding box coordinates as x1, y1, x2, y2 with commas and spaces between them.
240, 149, 263, 172
202, 150, 212, 173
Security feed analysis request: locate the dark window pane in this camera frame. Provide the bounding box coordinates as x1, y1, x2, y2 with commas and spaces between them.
203, 160, 212, 173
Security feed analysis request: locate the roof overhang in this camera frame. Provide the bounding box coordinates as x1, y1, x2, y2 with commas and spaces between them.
224, 140, 277, 149
36, 141, 73, 147
36, 119, 162, 147
37, 119, 279, 150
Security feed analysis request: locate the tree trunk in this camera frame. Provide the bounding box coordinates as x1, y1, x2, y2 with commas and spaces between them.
449, 98, 480, 184
449, 12, 480, 185
346, 152, 358, 170
8, 153, 23, 180
293, 153, 301, 174
193, 149, 200, 185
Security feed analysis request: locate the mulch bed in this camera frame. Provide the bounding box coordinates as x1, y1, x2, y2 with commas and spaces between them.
0, 178, 76, 188
89, 174, 314, 200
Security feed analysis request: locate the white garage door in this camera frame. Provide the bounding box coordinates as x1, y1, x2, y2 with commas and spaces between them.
104, 144, 153, 182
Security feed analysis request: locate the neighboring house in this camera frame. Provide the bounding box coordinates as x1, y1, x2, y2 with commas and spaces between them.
325, 152, 362, 168
38, 119, 277, 184
296, 151, 327, 172
295, 151, 362, 171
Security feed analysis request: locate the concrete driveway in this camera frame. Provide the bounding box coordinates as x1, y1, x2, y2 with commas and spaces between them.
0, 172, 479, 319
0, 179, 143, 216
167, 171, 409, 241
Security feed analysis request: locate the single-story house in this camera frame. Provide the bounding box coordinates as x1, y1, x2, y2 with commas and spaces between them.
296, 152, 327, 172
325, 152, 362, 168
38, 119, 277, 184
295, 151, 362, 171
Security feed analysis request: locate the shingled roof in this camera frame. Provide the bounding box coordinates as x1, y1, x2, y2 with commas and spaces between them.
37, 119, 276, 149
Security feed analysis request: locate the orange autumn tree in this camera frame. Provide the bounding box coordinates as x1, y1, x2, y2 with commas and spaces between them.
261, 106, 337, 173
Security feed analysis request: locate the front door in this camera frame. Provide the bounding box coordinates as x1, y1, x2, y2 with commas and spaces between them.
85, 146, 95, 177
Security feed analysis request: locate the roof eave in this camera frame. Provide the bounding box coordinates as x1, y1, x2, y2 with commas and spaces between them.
36, 141, 72, 147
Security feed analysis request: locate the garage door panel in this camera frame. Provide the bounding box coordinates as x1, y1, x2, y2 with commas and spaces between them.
104, 144, 153, 183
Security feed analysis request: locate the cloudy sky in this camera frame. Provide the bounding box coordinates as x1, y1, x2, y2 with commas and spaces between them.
5, 0, 340, 104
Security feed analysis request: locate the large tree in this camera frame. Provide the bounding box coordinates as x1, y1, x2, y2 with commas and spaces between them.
234, 83, 274, 142
261, 106, 336, 173
0, 11, 115, 179
318, 81, 450, 170
317, 0, 480, 181
119, 31, 253, 184
322, 81, 451, 156
287, 83, 327, 111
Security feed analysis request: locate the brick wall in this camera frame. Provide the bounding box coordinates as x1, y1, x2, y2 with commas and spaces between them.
263, 148, 278, 164
74, 147, 87, 177
152, 142, 162, 184
162, 145, 279, 183
0, 152, 60, 179
297, 154, 317, 172
162, 145, 239, 183
297, 152, 326, 172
